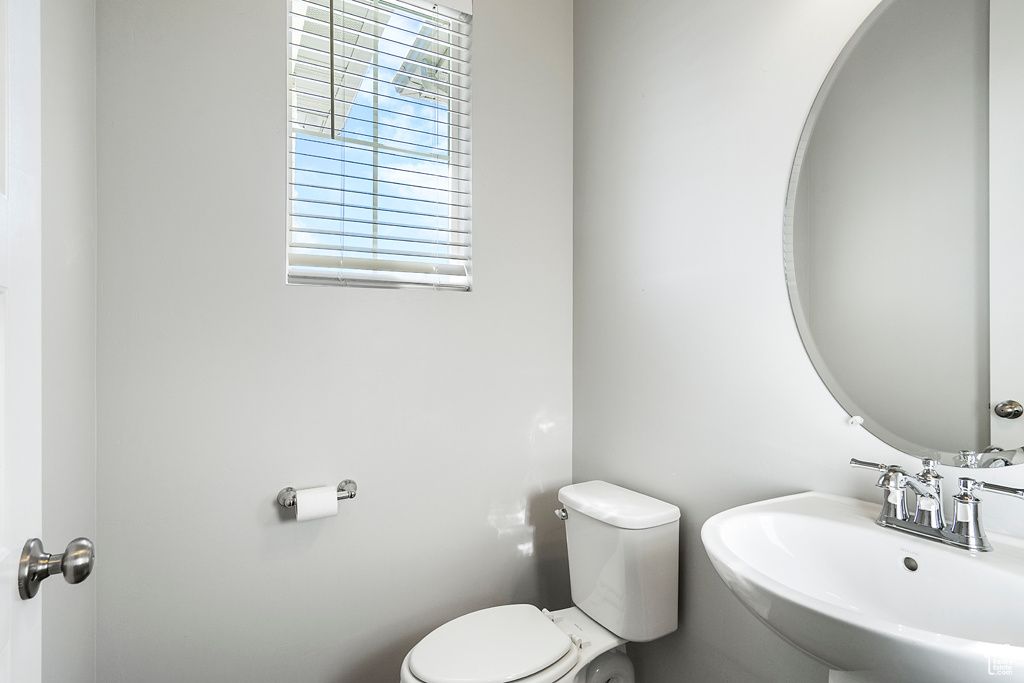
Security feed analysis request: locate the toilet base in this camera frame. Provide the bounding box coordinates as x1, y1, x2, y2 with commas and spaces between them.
579, 650, 634, 683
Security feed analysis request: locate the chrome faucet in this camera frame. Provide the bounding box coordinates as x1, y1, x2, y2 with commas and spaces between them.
955, 445, 1020, 468
851, 458, 1024, 551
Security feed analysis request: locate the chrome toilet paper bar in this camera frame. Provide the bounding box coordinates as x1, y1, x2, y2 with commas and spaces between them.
277, 479, 357, 508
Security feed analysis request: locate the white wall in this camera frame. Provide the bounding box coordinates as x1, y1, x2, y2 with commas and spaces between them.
574, 0, 1024, 681
95, 0, 573, 680
795, 0, 989, 456
41, 0, 97, 679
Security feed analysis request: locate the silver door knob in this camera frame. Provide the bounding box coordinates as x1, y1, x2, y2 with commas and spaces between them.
994, 400, 1024, 419
18, 537, 95, 600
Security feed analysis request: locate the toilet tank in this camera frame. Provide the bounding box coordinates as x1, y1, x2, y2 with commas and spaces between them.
558, 481, 680, 642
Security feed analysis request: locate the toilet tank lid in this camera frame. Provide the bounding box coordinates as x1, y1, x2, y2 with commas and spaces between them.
558, 481, 680, 529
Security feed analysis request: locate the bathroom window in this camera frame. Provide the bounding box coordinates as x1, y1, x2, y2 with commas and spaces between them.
287, 0, 472, 290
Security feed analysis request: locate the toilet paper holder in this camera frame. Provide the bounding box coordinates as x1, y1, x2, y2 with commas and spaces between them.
277, 479, 358, 508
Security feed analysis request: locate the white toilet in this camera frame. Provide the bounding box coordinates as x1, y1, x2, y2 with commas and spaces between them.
400, 481, 681, 683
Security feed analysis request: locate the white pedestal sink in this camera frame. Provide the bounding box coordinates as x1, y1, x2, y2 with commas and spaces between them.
701, 492, 1024, 682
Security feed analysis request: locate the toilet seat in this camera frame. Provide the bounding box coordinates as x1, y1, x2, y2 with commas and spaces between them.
405, 605, 579, 683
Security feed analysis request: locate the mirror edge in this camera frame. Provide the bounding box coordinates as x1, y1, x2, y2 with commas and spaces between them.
782, 0, 961, 466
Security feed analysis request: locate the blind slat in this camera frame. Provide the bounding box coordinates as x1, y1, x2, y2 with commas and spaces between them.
290, 161, 466, 192
287, 64, 471, 108
287, 9, 471, 68
340, 0, 472, 34
289, 116, 471, 157
286, 68, 470, 113
330, 27, 471, 69
288, 165, 470, 196
290, 147, 470, 180
290, 129, 470, 163
329, 16, 471, 60
288, 165, 468, 194
288, 35, 471, 82
287, 37, 472, 84
288, 271, 470, 291
291, 195, 470, 223
288, 76, 472, 130
289, 253, 468, 278
290, 224, 470, 248
290, 217, 470, 243
289, 180, 468, 208
290, 241, 470, 261
288, 9, 470, 54
299, 0, 472, 38
329, 0, 472, 46
289, 124, 471, 165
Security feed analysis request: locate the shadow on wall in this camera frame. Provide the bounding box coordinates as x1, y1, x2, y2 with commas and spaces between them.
628, 513, 688, 681
341, 487, 572, 682
524, 487, 572, 609
341, 639, 420, 683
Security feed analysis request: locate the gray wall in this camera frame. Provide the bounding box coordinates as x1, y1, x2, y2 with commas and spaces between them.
41, 0, 97, 679
795, 0, 990, 456
95, 0, 573, 680
571, 0, 1008, 681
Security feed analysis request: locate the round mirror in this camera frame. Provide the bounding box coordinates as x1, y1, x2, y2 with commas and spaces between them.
786, 0, 1024, 467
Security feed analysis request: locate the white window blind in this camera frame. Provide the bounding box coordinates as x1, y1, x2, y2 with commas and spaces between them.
288, 0, 472, 289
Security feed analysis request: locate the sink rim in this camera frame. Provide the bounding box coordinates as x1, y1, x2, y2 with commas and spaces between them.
701, 490, 1024, 661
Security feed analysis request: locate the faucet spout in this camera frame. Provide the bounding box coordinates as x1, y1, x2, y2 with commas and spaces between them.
903, 476, 943, 529
902, 475, 937, 497
903, 459, 944, 529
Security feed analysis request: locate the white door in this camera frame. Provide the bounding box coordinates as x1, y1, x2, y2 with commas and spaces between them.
0, 0, 43, 680
989, 0, 1024, 448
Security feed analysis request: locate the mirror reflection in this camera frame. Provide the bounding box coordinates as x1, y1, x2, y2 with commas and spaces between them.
786, 0, 1024, 466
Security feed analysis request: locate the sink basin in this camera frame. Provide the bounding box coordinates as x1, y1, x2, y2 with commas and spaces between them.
701, 492, 1024, 682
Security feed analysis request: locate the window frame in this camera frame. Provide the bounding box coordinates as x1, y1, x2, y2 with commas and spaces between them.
286, 0, 473, 290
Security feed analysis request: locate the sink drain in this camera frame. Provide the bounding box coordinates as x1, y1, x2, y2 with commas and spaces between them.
903, 557, 919, 572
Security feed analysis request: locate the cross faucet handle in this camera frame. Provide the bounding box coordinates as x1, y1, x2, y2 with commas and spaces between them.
850, 459, 909, 488
950, 478, 1024, 551
957, 478, 1024, 501
850, 458, 888, 472
851, 459, 912, 522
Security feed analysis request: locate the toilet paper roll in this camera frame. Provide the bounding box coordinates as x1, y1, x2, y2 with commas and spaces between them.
295, 486, 338, 521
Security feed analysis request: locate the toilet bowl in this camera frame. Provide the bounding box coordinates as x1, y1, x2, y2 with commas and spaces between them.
400, 481, 680, 683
